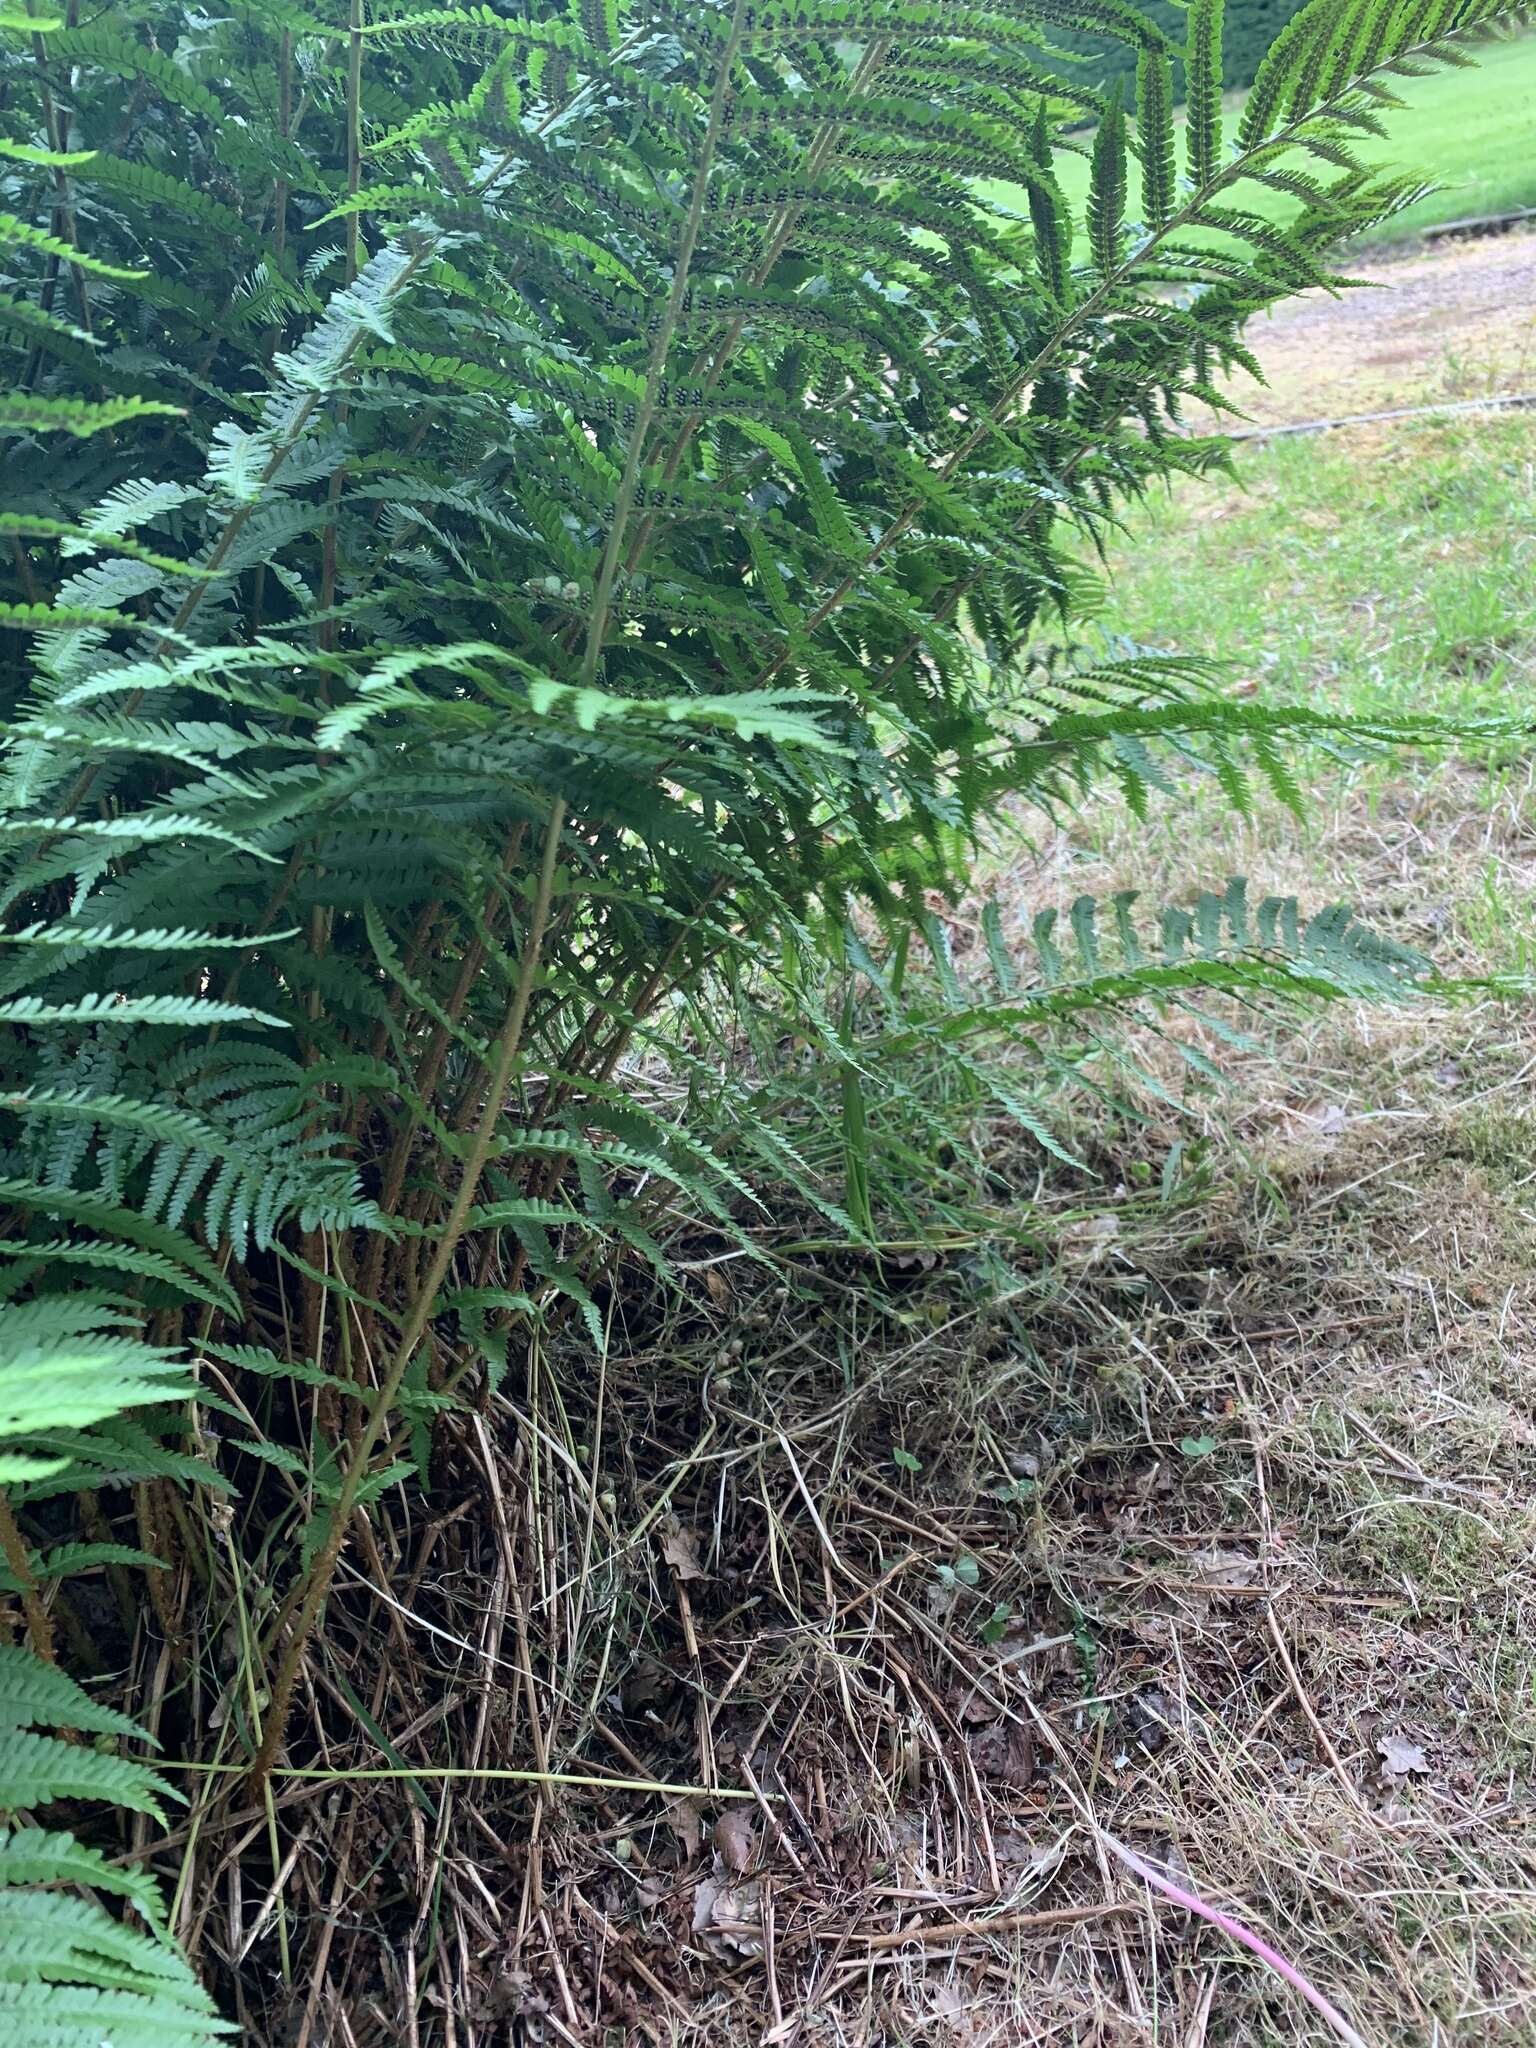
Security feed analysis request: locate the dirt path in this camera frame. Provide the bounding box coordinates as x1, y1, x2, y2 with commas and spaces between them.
1218, 227, 1536, 427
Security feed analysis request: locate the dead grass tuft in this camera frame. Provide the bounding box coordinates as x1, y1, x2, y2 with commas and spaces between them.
174, 974, 1535, 2044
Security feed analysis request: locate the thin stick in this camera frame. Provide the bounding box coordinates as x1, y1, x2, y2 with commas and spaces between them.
848, 1900, 1138, 1950
0, 1488, 53, 1661
168, 1761, 766, 1799
1264, 1605, 1384, 1825
232, 1822, 311, 1966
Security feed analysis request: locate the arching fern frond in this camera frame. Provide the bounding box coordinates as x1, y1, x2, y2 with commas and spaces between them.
0, 1651, 227, 2044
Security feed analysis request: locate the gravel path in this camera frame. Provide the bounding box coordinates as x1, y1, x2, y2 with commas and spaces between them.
1216, 228, 1536, 428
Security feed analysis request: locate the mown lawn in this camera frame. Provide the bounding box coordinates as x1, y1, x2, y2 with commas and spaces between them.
1061, 404, 1536, 970
979, 30, 1536, 246
1095, 409, 1536, 730
947, 392, 1536, 2048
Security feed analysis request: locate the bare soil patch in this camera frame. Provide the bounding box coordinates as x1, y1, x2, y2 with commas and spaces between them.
1211, 229, 1536, 428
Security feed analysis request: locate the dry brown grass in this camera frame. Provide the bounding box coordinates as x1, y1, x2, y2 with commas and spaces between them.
175, 791, 1536, 2044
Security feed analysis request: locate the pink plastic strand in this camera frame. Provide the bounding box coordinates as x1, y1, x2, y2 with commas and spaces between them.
1099, 1832, 1375, 2048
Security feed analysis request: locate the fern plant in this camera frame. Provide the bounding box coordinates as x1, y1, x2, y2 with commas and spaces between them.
0, 0, 1525, 2029
0, 1611, 228, 2039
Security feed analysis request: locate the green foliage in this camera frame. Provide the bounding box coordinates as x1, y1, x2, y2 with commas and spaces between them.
0, 1647, 226, 2043
0, 0, 1522, 2027
1187, 0, 1225, 186
1136, 48, 1178, 228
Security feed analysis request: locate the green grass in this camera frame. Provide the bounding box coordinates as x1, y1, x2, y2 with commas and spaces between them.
1057, 407, 1536, 984
1089, 409, 1536, 726
980, 31, 1536, 246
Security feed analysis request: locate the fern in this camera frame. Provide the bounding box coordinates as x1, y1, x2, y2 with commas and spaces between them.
0, 0, 1523, 2023
0, 393, 182, 437
1137, 48, 1178, 229
1088, 83, 1130, 275
1187, 0, 1226, 187
0, 1652, 226, 2043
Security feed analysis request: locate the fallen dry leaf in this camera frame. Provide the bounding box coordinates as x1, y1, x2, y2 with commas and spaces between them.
1188, 1545, 1260, 1588
993, 1832, 1062, 1882
1125, 1687, 1172, 1756
1378, 1732, 1430, 1781
1060, 1212, 1121, 1264
967, 1717, 1035, 1789
660, 1517, 707, 1581
664, 1795, 702, 1859
886, 1247, 939, 1271
713, 1807, 756, 1875
620, 1655, 672, 1710
691, 1863, 764, 1959
954, 1683, 1000, 1726
1276, 1099, 1348, 1147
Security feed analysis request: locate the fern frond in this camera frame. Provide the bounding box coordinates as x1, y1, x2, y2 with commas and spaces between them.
1088, 82, 1130, 275
0, 1191, 236, 1310
0, 1643, 222, 2041
0, 393, 181, 437
0, 214, 148, 282
42, 26, 227, 120
0, 1645, 145, 1740
0, 1829, 167, 1925
0, 1981, 229, 2041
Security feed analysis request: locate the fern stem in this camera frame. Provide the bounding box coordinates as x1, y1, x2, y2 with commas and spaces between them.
621, 34, 890, 573
360, 930, 492, 1311
577, 0, 746, 689
133, 1479, 188, 1667
345, 0, 363, 285
273, 29, 292, 265
315, 0, 365, 652
246, 794, 568, 1796
0, 1487, 53, 1662
259, 23, 294, 400
7, 535, 41, 607
504, 882, 726, 1298
26, 0, 92, 341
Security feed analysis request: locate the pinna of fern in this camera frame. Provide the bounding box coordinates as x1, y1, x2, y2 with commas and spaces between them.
0, 1330, 231, 2045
